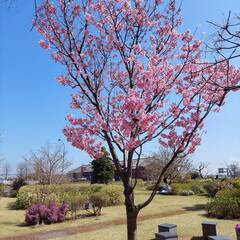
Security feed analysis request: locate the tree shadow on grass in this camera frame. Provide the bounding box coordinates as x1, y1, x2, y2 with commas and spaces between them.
183, 204, 212, 219
183, 204, 206, 211
149, 236, 204, 240
191, 236, 204, 240
16, 222, 30, 227
6, 201, 20, 210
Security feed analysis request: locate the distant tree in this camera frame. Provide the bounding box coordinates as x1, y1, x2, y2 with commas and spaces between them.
12, 177, 26, 194
0, 133, 4, 175
226, 161, 240, 178
3, 162, 10, 180
91, 147, 114, 184
24, 143, 71, 184
0, 154, 3, 176
189, 171, 200, 180
145, 148, 192, 184
17, 159, 31, 180
195, 162, 209, 178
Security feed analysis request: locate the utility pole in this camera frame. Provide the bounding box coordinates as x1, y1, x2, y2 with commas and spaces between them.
58, 139, 66, 176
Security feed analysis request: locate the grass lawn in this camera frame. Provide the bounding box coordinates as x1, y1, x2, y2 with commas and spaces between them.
0, 190, 239, 240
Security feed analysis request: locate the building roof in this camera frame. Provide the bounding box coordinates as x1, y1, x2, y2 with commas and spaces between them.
68, 164, 92, 174
68, 157, 155, 174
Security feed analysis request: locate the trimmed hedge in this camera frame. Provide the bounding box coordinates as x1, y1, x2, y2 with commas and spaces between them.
15, 184, 123, 210
171, 181, 205, 195
145, 180, 207, 195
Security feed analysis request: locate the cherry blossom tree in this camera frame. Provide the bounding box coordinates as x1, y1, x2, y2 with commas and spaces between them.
34, 1, 240, 239
209, 11, 240, 65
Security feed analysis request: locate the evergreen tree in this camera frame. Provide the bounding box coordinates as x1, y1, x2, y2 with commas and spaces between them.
91, 147, 114, 184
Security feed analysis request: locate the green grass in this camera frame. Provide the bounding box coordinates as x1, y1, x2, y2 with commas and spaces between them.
0, 190, 239, 240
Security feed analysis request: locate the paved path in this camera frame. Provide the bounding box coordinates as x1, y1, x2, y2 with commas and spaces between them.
0, 210, 186, 240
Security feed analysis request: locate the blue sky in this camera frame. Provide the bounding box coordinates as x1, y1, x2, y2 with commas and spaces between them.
0, 0, 240, 174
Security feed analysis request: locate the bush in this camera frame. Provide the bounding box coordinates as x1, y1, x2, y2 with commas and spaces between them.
146, 181, 204, 193
190, 171, 200, 180
207, 196, 240, 219
68, 195, 88, 219
180, 190, 195, 196
0, 184, 3, 197
206, 188, 240, 219
11, 177, 27, 197
145, 182, 155, 191
190, 184, 205, 194
25, 203, 48, 225
203, 181, 218, 197
171, 181, 205, 195
44, 201, 69, 224
12, 177, 26, 191
232, 178, 240, 189
134, 179, 146, 189
25, 201, 69, 225
16, 184, 123, 210
89, 192, 109, 216
216, 188, 240, 198
100, 185, 123, 206
0, 184, 14, 198
15, 186, 58, 209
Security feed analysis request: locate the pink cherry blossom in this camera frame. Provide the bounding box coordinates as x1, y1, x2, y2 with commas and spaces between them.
34, 0, 240, 167
56, 75, 68, 85
34, 2, 240, 237
39, 40, 50, 49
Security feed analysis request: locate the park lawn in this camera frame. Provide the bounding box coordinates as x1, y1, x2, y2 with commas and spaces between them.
55, 211, 238, 240
0, 191, 239, 240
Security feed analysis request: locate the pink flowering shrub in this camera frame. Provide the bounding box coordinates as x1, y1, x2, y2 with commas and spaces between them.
236, 224, 240, 230
25, 202, 69, 225
25, 203, 48, 225
58, 202, 69, 222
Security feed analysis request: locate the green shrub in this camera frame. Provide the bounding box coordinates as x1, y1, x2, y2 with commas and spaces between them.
207, 188, 240, 219
207, 196, 240, 219
190, 184, 205, 194
171, 179, 212, 195
100, 185, 123, 206
171, 181, 204, 195
68, 195, 89, 219
203, 181, 218, 197
180, 190, 195, 196
0, 184, 3, 198
15, 185, 59, 209
218, 179, 234, 191
216, 189, 238, 197
171, 183, 183, 195
15, 184, 123, 210
11, 177, 27, 197
232, 178, 240, 189
89, 192, 109, 216
135, 179, 146, 189
145, 183, 155, 191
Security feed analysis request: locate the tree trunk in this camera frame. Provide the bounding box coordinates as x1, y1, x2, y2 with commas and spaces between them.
126, 206, 138, 240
